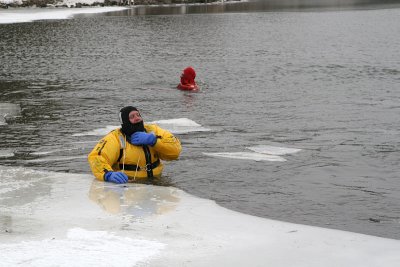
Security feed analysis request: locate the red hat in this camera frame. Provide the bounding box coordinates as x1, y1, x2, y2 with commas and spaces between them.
183, 67, 196, 80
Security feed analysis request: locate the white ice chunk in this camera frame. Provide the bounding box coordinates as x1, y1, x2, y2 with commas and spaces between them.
25, 155, 87, 163
149, 118, 211, 134
0, 149, 14, 158
73, 118, 211, 136
72, 125, 118, 137
0, 102, 21, 124
247, 145, 301, 155
203, 152, 286, 162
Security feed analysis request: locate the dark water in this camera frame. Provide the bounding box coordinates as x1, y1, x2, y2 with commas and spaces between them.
1, 3, 400, 239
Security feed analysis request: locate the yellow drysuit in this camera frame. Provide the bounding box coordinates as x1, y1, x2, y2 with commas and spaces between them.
88, 124, 181, 182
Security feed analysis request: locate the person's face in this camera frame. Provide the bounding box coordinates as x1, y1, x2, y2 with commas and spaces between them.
128, 110, 142, 124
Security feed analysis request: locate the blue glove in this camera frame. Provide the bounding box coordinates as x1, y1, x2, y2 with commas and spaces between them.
131, 132, 157, 146
104, 171, 128, 184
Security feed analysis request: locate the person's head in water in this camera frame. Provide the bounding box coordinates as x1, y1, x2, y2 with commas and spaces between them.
183, 67, 196, 80
181, 66, 196, 84
119, 106, 145, 136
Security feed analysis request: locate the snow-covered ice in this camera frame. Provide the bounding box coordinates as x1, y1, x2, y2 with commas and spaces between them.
0, 5, 127, 24
1, 166, 399, 267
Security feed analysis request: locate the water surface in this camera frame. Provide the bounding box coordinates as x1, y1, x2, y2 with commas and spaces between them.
0, 3, 399, 239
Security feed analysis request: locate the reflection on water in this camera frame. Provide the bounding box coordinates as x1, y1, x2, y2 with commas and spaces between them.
88, 179, 180, 217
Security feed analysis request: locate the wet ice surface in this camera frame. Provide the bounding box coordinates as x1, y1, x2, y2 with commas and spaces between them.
203, 144, 302, 162
1, 228, 165, 267
203, 151, 287, 162
247, 145, 302, 155
1, 166, 400, 267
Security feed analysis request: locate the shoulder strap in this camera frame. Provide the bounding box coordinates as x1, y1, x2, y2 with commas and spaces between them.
118, 134, 126, 149
117, 133, 126, 162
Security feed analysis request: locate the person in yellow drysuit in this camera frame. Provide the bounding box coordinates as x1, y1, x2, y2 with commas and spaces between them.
88, 106, 182, 184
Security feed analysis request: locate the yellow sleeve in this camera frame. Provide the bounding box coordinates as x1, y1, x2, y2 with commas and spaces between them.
148, 125, 182, 161
87, 131, 121, 181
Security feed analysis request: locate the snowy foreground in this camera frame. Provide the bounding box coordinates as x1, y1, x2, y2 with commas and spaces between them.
0, 5, 127, 24
1, 166, 400, 267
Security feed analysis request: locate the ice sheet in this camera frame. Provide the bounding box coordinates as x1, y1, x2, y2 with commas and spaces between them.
0, 149, 14, 158
247, 145, 302, 155
149, 118, 211, 134
2, 166, 399, 266
1, 228, 165, 267
0, 6, 127, 24
203, 152, 287, 162
72, 118, 211, 136
202, 145, 301, 162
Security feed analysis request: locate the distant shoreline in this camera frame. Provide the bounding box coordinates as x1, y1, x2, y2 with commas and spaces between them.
0, 1, 245, 24
1, 0, 400, 12
0, 0, 231, 9
2, 0, 400, 10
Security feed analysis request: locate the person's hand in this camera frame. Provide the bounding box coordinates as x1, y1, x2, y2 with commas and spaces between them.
104, 171, 128, 184
131, 132, 156, 146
